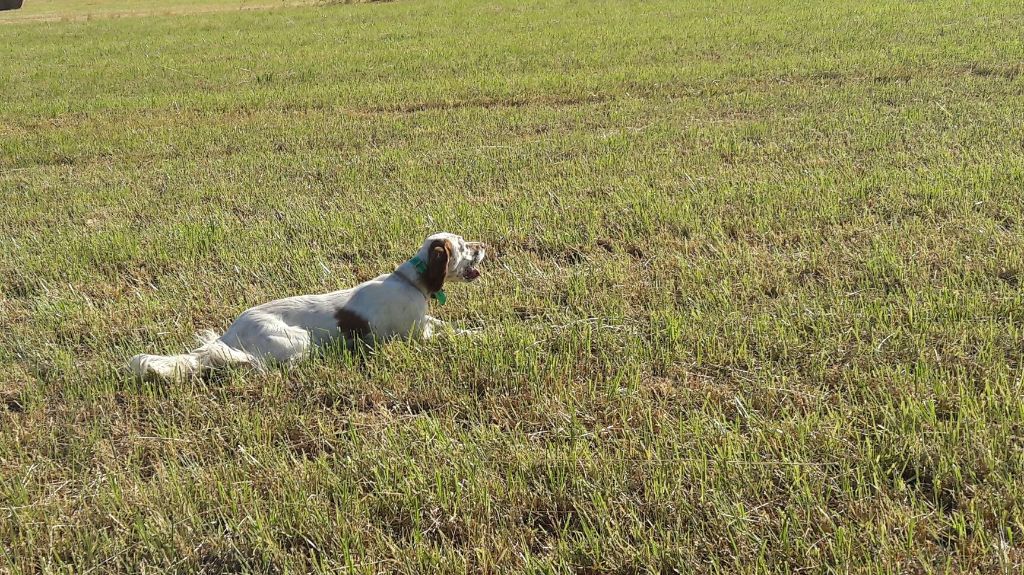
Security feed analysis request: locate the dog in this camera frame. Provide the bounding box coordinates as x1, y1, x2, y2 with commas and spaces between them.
129, 232, 485, 380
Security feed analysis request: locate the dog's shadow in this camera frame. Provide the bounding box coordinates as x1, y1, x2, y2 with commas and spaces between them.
126, 326, 482, 395
232, 337, 381, 384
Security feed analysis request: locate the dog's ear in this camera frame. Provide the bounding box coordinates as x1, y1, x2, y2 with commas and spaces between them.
423, 239, 451, 293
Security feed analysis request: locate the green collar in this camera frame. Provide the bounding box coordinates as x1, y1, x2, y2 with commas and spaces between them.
408, 255, 446, 305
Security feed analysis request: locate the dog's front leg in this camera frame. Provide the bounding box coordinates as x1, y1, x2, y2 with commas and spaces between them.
422, 315, 481, 338
420, 315, 446, 339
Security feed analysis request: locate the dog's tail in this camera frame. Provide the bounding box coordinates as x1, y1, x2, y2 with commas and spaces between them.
129, 330, 259, 381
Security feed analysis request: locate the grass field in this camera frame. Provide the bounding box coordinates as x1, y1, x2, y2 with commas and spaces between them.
2, 0, 1024, 572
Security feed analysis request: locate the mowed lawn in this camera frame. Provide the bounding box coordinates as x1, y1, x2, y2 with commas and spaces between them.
2, 0, 1024, 572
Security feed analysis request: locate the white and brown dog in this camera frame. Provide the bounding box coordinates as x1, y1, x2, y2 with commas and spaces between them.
130, 232, 485, 380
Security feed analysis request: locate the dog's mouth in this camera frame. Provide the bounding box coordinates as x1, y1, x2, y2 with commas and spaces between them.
463, 267, 481, 281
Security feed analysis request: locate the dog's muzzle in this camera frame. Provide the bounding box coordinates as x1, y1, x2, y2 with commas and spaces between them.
462, 247, 485, 281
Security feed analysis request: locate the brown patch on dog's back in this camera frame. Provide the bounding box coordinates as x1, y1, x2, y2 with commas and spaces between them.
335, 308, 371, 340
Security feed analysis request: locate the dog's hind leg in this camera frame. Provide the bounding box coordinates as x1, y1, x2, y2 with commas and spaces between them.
252, 324, 312, 365
264, 327, 312, 365
220, 317, 311, 366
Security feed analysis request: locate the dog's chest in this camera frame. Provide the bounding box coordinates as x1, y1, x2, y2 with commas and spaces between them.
364, 294, 426, 338
329, 282, 426, 340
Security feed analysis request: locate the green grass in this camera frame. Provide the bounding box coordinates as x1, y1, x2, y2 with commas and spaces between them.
2, 0, 1024, 572
0, 0, 317, 22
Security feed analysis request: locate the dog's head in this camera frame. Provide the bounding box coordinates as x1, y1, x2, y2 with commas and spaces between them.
417, 232, 486, 293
